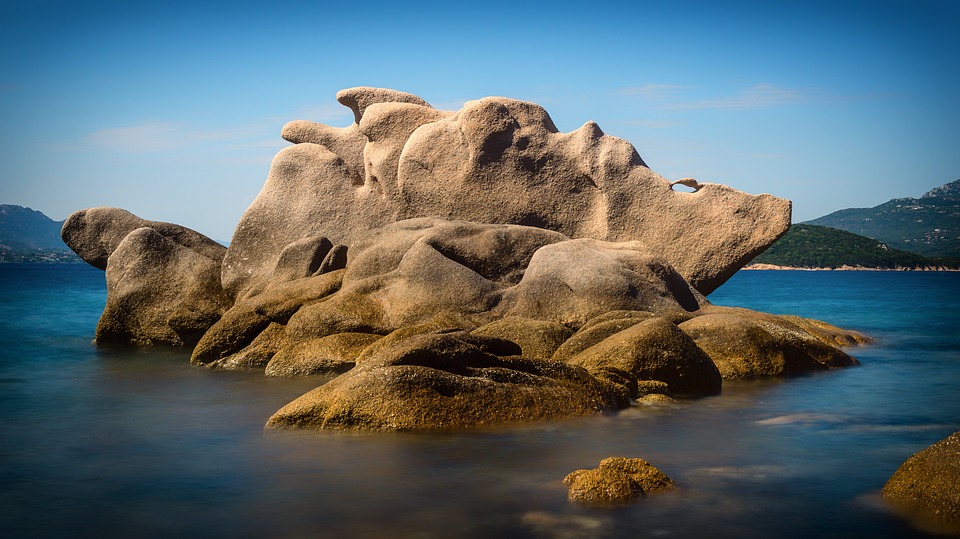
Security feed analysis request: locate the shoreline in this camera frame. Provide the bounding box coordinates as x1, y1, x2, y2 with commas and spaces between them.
743, 263, 960, 272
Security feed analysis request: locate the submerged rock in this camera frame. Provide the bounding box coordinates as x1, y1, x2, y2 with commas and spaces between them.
564, 457, 675, 504
882, 431, 960, 535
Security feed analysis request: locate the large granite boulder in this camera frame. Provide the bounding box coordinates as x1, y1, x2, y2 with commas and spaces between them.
565, 317, 723, 398
96, 227, 231, 347
223, 87, 790, 299
61, 208, 230, 348
882, 431, 960, 534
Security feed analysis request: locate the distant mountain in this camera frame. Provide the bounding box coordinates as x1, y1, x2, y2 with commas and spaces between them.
804, 179, 960, 258
0, 205, 80, 263
751, 224, 960, 269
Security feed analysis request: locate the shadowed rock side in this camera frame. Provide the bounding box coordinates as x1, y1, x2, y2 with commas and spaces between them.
882, 431, 960, 535
223, 86, 790, 300
97, 227, 231, 347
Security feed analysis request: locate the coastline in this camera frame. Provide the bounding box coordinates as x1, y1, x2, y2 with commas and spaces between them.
743, 263, 960, 272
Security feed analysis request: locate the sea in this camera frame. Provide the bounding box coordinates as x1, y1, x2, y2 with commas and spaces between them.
1, 263, 958, 539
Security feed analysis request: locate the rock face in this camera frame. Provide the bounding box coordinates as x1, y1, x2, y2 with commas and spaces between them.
222, 86, 790, 299
61, 87, 870, 432
882, 431, 960, 534
564, 457, 675, 504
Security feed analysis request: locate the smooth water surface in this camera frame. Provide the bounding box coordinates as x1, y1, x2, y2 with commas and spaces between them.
1, 264, 958, 538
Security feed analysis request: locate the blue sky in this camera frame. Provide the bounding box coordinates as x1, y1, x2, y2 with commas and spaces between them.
2, 0, 957, 241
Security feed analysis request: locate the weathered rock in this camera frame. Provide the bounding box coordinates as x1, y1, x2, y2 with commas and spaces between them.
551, 311, 658, 363
271, 220, 708, 357
493, 239, 705, 326
61, 206, 226, 270
60, 87, 871, 434
190, 271, 343, 366
678, 306, 860, 379
265, 332, 382, 377
223, 87, 790, 299
265, 329, 625, 431
882, 431, 960, 535
270, 236, 334, 286
471, 317, 574, 361
565, 317, 722, 398
207, 322, 286, 371
563, 457, 675, 504
95, 227, 231, 347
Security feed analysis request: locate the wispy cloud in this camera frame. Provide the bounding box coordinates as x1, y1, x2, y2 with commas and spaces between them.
667, 84, 807, 110
83, 120, 279, 153
85, 122, 191, 152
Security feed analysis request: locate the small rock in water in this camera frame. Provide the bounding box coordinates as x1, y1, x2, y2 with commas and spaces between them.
563, 456, 675, 504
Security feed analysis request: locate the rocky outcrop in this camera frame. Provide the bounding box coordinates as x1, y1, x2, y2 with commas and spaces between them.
192, 218, 713, 371
222, 87, 790, 299
61, 208, 229, 348
563, 457, 675, 504
882, 431, 960, 535
60, 87, 870, 432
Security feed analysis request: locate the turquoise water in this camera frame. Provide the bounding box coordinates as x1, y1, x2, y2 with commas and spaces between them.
1, 264, 958, 538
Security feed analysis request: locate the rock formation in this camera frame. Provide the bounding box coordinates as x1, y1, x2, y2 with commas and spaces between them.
882, 431, 960, 534
223, 86, 791, 300
61, 86, 869, 432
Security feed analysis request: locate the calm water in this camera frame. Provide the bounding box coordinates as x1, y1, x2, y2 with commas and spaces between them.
1, 264, 958, 538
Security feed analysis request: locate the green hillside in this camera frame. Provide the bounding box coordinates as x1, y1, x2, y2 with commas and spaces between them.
752, 224, 960, 269
805, 179, 960, 258
0, 204, 80, 263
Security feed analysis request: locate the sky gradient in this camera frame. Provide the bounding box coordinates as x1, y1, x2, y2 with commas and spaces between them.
2, 0, 958, 241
